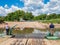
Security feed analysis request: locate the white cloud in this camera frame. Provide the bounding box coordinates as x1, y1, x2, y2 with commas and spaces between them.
0, 5, 22, 16
44, 0, 60, 14
22, 0, 60, 16
22, 0, 44, 16
0, 6, 6, 16
4, 4, 9, 9
0, 0, 60, 16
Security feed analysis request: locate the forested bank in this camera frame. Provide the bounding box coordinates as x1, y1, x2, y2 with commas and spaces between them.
0, 10, 60, 23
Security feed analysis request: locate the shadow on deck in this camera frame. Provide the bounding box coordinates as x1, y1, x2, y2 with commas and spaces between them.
13, 33, 46, 39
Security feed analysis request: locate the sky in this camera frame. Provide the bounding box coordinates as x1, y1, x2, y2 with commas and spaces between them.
0, 0, 60, 16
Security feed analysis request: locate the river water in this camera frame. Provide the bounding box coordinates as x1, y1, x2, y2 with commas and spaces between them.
14, 28, 60, 38
0, 28, 60, 38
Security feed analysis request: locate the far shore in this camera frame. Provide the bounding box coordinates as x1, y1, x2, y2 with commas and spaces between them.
0, 21, 60, 29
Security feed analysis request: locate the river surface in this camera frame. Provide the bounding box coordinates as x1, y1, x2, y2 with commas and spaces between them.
14, 28, 60, 38
0, 28, 60, 38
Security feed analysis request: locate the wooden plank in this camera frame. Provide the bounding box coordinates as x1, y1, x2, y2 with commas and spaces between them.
0, 38, 16, 45
1, 38, 60, 45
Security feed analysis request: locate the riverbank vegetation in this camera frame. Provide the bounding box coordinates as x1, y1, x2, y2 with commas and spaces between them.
0, 10, 60, 23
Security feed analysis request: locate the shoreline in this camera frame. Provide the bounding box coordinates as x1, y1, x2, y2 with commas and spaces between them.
0, 22, 60, 29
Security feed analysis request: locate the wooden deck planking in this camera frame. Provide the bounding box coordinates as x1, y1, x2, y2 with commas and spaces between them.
0, 38, 60, 45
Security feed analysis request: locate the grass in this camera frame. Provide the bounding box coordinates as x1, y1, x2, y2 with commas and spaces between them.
12, 28, 60, 34
54, 28, 60, 31
35, 28, 60, 32
0, 28, 4, 33
0, 28, 60, 34
12, 28, 34, 34
40, 18, 60, 23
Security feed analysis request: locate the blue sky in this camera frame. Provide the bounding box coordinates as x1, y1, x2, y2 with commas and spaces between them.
0, 0, 59, 16
0, 0, 24, 8
0, 0, 49, 8
43, 0, 50, 4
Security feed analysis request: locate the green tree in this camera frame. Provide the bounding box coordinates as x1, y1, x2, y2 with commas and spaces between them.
0, 16, 4, 23
23, 12, 34, 21
5, 10, 25, 21
33, 14, 46, 20
46, 13, 57, 20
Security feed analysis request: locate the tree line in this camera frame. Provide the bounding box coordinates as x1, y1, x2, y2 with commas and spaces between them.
0, 10, 60, 23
